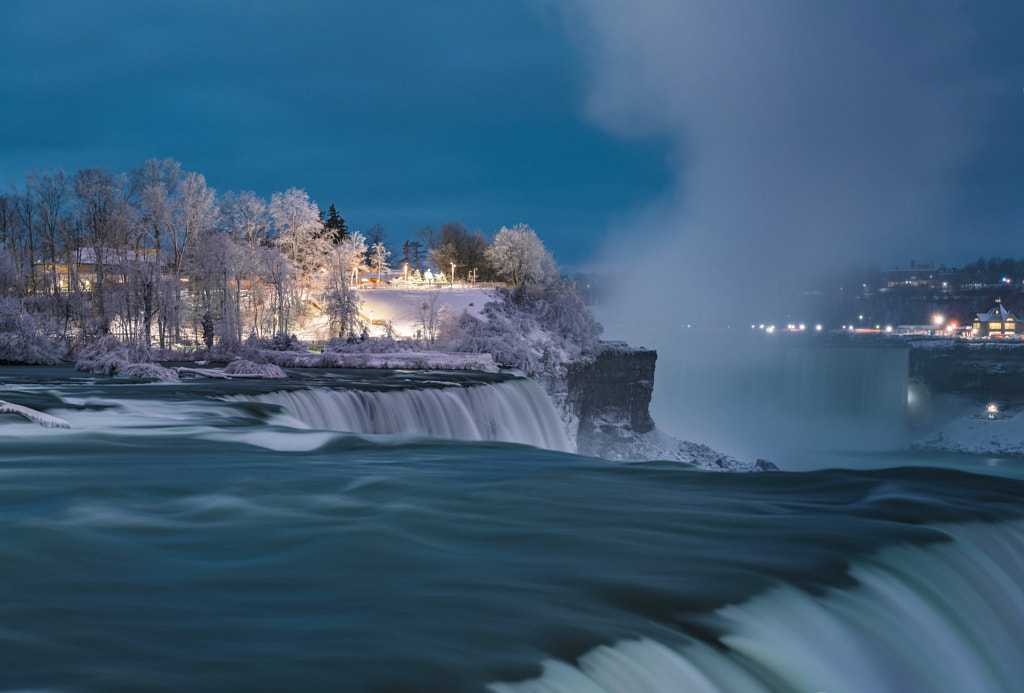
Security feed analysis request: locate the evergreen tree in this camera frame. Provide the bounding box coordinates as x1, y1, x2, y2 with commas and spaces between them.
320, 204, 348, 245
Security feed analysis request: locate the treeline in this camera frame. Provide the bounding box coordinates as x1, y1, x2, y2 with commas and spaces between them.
0, 159, 557, 359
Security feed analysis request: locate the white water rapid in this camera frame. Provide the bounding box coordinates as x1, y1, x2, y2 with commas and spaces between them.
490, 518, 1024, 693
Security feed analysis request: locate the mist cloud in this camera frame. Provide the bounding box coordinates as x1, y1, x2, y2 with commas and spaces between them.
560, 0, 989, 326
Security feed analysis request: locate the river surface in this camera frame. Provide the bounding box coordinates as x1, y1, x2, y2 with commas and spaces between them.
1, 365, 1022, 692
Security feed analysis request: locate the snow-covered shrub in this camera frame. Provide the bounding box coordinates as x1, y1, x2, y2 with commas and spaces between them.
271, 332, 300, 351
75, 335, 133, 375
443, 281, 601, 380
325, 333, 411, 354
248, 348, 319, 368
120, 362, 180, 382
208, 332, 244, 362
75, 337, 176, 381
0, 297, 66, 365
224, 360, 287, 378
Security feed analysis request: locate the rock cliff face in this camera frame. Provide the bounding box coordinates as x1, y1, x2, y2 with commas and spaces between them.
910, 342, 1024, 406
565, 342, 656, 457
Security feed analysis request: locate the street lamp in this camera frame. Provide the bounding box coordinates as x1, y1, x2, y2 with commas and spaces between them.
450, 262, 455, 286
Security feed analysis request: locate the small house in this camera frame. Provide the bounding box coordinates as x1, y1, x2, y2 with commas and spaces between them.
972, 299, 1024, 338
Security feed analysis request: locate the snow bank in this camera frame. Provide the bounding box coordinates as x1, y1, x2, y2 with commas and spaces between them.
592, 427, 778, 472
258, 349, 498, 372
356, 286, 495, 337
914, 408, 1024, 457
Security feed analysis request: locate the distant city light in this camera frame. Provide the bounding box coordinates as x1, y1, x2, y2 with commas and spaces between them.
798, 324, 806, 331
933, 314, 944, 326
885, 325, 893, 333
815, 324, 822, 331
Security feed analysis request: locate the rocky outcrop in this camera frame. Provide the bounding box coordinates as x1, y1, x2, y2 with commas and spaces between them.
553, 341, 772, 471
565, 342, 656, 457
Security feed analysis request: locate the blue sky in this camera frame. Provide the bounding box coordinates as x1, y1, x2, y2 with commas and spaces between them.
2, 1, 1024, 277
0, 0, 669, 266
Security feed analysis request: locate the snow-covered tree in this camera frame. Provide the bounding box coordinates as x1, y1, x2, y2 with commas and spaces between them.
270, 187, 328, 277
369, 241, 390, 280
219, 190, 270, 248
171, 171, 216, 275
253, 245, 294, 335
416, 291, 443, 345
486, 223, 557, 289
322, 246, 363, 338
335, 231, 368, 285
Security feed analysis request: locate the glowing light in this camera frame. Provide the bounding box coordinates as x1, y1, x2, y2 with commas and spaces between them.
815, 324, 822, 331
798, 323, 806, 331
885, 325, 893, 333
933, 314, 944, 326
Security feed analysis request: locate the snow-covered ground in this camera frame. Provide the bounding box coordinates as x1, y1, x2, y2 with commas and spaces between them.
355, 285, 495, 338
914, 407, 1024, 457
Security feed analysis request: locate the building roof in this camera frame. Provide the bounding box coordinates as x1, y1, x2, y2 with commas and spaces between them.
977, 299, 1016, 322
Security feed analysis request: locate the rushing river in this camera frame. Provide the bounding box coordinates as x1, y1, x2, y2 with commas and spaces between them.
1, 365, 1022, 692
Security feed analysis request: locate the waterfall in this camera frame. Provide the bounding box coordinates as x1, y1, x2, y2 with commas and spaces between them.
490, 518, 1024, 693
230, 378, 573, 452
652, 334, 913, 457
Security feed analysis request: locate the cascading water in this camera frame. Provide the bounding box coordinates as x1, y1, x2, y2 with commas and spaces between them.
650, 332, 914, 460
490, 519, 1024, 693
228, 378, 573, 452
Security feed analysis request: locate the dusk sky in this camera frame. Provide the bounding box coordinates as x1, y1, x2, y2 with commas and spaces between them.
3, 1, 1024, 279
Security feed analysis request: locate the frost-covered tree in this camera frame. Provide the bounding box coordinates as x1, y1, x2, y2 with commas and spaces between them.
270, 188, 328, 277
486, 223, 557, 289
171, 171, 216, 275
188, 231, 242, 344
416, 291, 443, 345
369, 241, 390, 280
71, 167, 132, 337
322, 246, 363, 338
27, 169, 70, 300
219, 190, 270, 248
130, 158, 180, 257
335, 230, 368, 286
253, 245, 294, 335
0, 296, 64, 365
